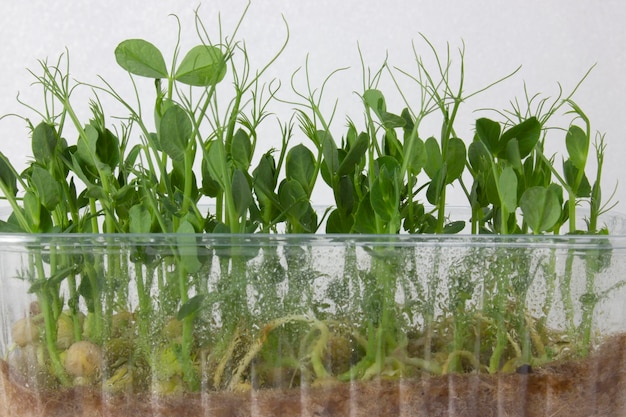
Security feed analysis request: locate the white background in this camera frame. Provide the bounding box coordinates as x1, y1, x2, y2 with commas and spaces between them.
0, 0, 625, 219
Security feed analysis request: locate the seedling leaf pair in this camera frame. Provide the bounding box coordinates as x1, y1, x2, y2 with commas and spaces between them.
476, 117, 540, 160
115, 39, 226, 86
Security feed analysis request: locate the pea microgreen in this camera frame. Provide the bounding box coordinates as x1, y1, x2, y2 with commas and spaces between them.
0, 3, 619, 398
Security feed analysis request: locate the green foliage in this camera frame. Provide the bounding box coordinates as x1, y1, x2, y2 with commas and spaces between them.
0, 4, 617, 397
115, 39, 168, 79
174, 45, 227, 86
158, 104, 193, 162
520, 186, 561, 233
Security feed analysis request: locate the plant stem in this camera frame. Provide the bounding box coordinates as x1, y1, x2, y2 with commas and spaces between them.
134, 261, 152, 348
561, 250, 576, 338
181, 149, 195, 217
579, 246, 604, 355
488, 249, 509, 373
33, 252, 70, 386
38, 293, 70, 386
177, 265, 200, 390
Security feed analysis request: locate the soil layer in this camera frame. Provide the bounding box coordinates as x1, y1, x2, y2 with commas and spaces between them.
2, 334, 626, 417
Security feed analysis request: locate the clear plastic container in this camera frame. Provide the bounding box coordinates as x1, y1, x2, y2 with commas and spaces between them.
1, 216, 626, 416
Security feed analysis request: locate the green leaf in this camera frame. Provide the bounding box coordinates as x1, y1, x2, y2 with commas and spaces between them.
344, 124, 358, 147
95, 127, 120, 171
84, 185, 107, 200
252, 153, 278, 202
548, 182, 565, 207
353, 194, 377, 234
0, 152, 17, 196
565, 125, 589, 170
23, 191, 41, 231
370, 160, 400, 223
426, 164, 447, 205
468, 140, 492, 173
30, 165, 61, 211
278, 179, 309, 220
400, 108, 415, 134
147, 131, 162, 152
401, 201, 428, 233
230, 129, 252, 170
23, 192, 52, 233
48, 266, 79, 289
321, 131, 339, 184
563, 159, 592, 197
212, 222, 231, 233
475, 118, 501, 155
444, 138, 466, 184
443, 220, 465, 234
170, 163, 199, 200
201, 158, 221, 197
0, 219, 24, 233
524, 153, 552, 188
498, 165, 518, 212
124, 143, 143, 170
363, 89, 386, 116
154, 98, 176, 142
177, 294, 206, 320
252, 154, 281, 226
426, 165, 446, 205
159, 104, 192, 161
504, 138, 523, 173
484, 169, 500, 206
174, 45, 226, 86
383, 130, 403, 161
231, 169, 252, 218
423, 137, 442, 179
381, 112, 406, 129
294, 205, 318, 233
375, 155, 401, 175
78, 273, 96, 312
77, 124, 102, 171
335, 175, 355, 214
519, 186, 561, 233
206, 141, 226, 189
29, 266, 78, 294
370, 166, 398, 222
32, 122, 58, 165
176, 218, 202, 274
129, 204, 152, 234
326, 208, 353, 233
500, 117, 541, 158
337, 132, 368, 177
286, 144, 316, 195
404, 135, 426, 174
115, 39, 168, 78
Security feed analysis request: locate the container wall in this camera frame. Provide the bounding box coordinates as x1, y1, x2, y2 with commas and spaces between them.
1, 234, 626, 416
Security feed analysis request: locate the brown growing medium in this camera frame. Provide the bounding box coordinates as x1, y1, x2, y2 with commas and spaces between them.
1, 334, 626, 417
